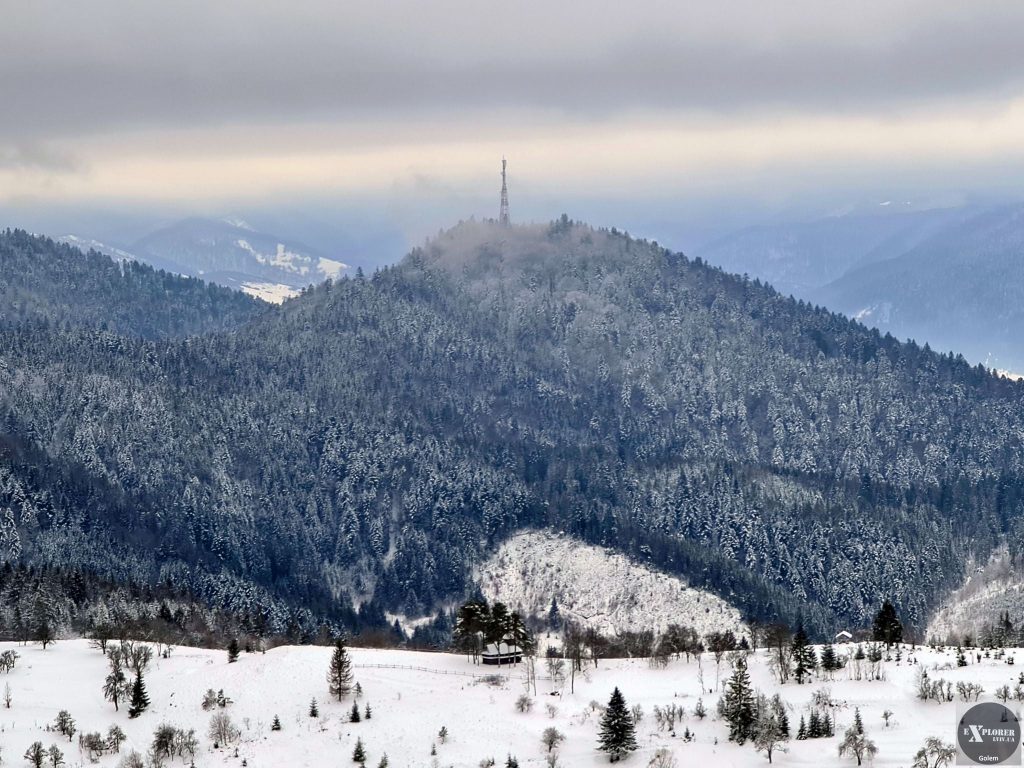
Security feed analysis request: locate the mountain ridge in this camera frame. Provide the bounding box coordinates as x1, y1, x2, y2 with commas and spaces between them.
2, 219, 1024, 640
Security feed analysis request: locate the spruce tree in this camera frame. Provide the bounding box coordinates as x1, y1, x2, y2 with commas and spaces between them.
365, 703, 372, 720
820, 643, 839, 674
797, 716, 807, 740
271, 715, 282, 731
505, 756, 519, 768
694, 697, 707, 719
548, 597, 561, 629
722, 658, 755, 744
872, 601, 903, 648
378, 756, 388, 768
227, 638, 240, 663
853, 707, 864, 735
791, 624, 816, 684
127, 673, 149, 719
309, 698, 319, 718
350, 702, 361, 722
328, 638, 354, 700
597, 687, 638, 762
352, 738, 366, 765
808, 711, 821, 738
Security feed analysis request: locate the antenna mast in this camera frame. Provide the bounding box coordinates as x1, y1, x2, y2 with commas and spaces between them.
499, 157, 510, 226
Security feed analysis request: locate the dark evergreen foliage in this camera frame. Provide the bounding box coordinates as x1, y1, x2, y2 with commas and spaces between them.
127, 673, 149, 718
598, 687, 638, 761
820, 643, 842, 673
0, 229, 262, 338
872, 601, 904, 647
329, 638, 354, 699
722, 658, 756, 744
791, 624, 816, 683
2, 222, 1024, 637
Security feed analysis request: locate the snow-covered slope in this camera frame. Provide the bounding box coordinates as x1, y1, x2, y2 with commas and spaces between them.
0, 638, 1012, 767
239, 281, 301, 304
59, 222, 346, 296
478, 531, 746, 637
58, 235, 141, 264
129, 217, 349, 290
927, 546, 1024, 642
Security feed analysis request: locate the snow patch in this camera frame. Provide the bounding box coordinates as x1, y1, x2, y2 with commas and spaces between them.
478, 531, 746, 637
240, 282, 301, 304
59, 235, 139, 263
235, 239, 312, 276
318, 257, 348, 279
854, 302, 892, 324
221, 217, 255, 231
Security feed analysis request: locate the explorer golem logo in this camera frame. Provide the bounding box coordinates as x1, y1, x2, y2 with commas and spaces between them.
958, 702, 1022, 765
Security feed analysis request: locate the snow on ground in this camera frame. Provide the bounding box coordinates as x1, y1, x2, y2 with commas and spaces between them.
318, 257, 348, 279
478, 531, 745, 637
59, 235, 140, 263
221, 218, 256, 232
927, 546, 1024, 642
0, 639, 1017, 767
235, 240, 313, 276
240, 282, 301, 304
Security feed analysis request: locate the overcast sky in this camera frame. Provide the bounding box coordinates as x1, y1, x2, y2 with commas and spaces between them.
4, 0, 1024, 242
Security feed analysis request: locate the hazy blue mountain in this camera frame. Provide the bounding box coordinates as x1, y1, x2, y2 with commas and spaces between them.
129, 217, 349, 297
694, 205, 977, 296
60, 217, 351, 302
816, 204, 1024, 373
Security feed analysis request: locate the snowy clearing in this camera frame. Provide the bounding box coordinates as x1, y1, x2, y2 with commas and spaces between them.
240, 282, 301, 304
0, 639, 1015, 767
478, 531, 745, 638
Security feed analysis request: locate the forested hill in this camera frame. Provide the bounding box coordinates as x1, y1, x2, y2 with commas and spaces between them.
0, 229, 265, 338
2, 220, 1024, 642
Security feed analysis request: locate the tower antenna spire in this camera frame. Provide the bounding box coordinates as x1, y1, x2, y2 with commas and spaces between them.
499, 157, 510, 226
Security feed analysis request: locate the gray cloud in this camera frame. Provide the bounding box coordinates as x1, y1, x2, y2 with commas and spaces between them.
3, 1, 1024, 142
0, 143, 80, 172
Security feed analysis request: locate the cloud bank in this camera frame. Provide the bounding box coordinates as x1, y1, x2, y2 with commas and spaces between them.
3, 0, 1024, 209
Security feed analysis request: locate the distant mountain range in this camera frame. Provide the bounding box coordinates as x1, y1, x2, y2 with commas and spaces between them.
695, 203, 1024, 373
61, 217, 349, 302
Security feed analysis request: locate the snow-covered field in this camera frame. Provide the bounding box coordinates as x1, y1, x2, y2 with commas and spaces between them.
0, 638, 1017, 767
239, 281, 301, 304
478, 531, 745, 637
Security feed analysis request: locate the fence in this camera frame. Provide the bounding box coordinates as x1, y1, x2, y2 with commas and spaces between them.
353, 662, 528, 681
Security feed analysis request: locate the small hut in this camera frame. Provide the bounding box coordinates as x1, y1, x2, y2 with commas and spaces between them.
481, 637, 523, 666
